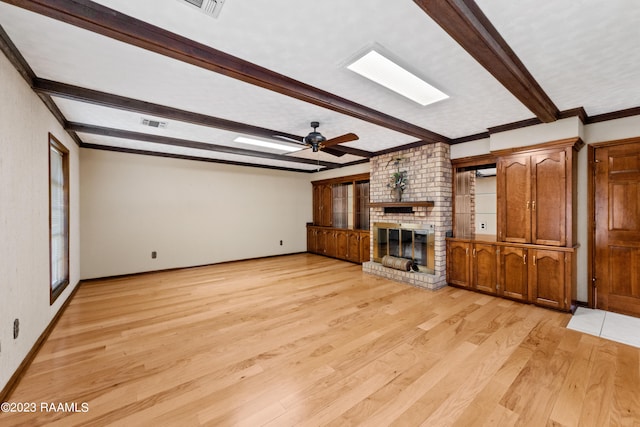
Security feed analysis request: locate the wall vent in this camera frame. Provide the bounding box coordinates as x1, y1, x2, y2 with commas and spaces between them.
141, 118, 168, 129
179, 0, 226, 18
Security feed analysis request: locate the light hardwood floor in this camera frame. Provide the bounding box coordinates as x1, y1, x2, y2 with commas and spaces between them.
2, 254, 639, 426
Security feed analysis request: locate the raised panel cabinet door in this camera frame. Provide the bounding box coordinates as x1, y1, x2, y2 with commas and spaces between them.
346, 231, 361, 263
529, 249, 567, 310
324, 230, 337, 258
499, 246, 528, 301
317, 229, 329, 255
531, 150, 567, 246
312, 185, 322, 225
335, 230, 349, 259
307, 227, 318, 254
498, 156, 531, 243
359, 231, 370, 263
472, 243, 498, 294
447, 241, 471, 288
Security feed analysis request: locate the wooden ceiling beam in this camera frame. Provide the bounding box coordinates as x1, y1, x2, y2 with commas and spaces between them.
413, 0, 560, 123
4, 0, 449, 143
67, 122, 344, 169
34, 78, 306, 143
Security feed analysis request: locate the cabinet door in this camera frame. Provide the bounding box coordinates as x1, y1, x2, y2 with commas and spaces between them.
498, 246, 528, 301
312, 185, 321, 225
335, 229, 348, 259
529, 249, 568, 310
359, 231, 370, 263
472, 243, 497, 294
346, 231, 361, 263
531, 150, 567, 246
307, 227, 318, 254
498, 156, 531, 243
447, 241, 471, 288
320, 184, 333, 227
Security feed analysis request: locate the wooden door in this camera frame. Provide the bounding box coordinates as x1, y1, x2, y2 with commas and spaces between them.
447, 241, 471, 288
498, 246, 528, 301
472, 243, 497, 294
532, 150, 567, 246
529, 249, 567, 310
335, 229, 348, 259
594, 142, 640, 317
498, 155, 531, 243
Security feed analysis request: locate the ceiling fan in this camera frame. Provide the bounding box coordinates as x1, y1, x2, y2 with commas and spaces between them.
277, 121, 359, 157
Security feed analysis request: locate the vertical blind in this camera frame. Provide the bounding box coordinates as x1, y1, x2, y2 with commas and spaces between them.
50, 143, 68, 291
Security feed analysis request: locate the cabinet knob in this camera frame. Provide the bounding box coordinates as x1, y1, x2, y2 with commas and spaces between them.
523, 254, 527, 265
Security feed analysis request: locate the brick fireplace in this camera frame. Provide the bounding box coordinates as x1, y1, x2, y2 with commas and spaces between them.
362, 143, 452, 289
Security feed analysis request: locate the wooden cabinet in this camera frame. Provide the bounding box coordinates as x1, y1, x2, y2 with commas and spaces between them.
447, 240, 471, 288
473, 243, 498, 294
529, 248, 571, 310
307, 225, 369, 264
498, 246, 528, 302
448, 239, 575, 311
497, 139, 581, 247
313, 183, 333, 227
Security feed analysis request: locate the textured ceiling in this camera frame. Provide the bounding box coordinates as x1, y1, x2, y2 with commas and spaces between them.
0, 0, 638, 172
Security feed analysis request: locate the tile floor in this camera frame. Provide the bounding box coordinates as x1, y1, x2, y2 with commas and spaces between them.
566, 307, 640, 348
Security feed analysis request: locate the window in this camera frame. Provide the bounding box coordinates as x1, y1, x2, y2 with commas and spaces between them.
49, 133, 69, 304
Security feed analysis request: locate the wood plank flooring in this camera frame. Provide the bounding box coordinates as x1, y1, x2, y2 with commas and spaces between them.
2, 254, 639, 426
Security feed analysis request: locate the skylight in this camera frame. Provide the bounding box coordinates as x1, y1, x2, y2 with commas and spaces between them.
234, 136, 303, 153
347, 50, 448, 106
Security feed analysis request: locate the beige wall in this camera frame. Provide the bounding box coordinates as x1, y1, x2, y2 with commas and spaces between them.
80, 149, 312, 279
0, 53, 81, 392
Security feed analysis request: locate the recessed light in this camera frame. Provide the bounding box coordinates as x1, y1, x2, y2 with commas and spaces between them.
234, 136, 303, 152
347, 50, 448, 106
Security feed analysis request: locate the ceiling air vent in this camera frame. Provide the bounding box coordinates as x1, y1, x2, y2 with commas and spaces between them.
179, 0, 226, 18
141, 118, 168, 129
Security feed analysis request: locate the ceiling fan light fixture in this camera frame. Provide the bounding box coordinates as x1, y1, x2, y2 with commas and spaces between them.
233, 136, 303, 152
347, 49, 449, 106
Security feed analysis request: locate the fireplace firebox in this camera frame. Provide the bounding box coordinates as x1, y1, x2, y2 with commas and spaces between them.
373, 222, 435, 274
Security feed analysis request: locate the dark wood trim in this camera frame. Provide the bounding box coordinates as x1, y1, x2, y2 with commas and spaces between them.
7, 0, 447, 143
0, 23, 35, 84
370, 201, 434, 208
559, 107, 588, 123
48, 133, 70, 305
490, 137, 584, 157
587, 144, 596, 309
80, 143, 320, 173
374, 140, 429, 156
450, 132, 490, 145
33, 78, 305, 143
487, 117, 543, 135
69, 122, 343, 169
413, 0, 559, 123
451, 153, 497, 168
311, 172, 370, 186
586, 106, 640, 124
0, 281, 81, 402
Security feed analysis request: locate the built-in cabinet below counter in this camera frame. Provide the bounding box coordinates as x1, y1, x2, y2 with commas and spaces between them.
446, 237, 577, 312
307, 225, 370, 264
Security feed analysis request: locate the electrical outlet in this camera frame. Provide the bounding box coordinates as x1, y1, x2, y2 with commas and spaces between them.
280, 240, 283, 246
151, 251, 157, 259
480, 222, 486, 229
13, 318, 19, 339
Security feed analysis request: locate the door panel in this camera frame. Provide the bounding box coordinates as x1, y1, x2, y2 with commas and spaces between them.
499, 246, 528, 301
498, 156, 531, 243
594, 142, 640, 317
530, 249, 566, 310
447, 241, 470, 287
532, 151, 566, 246
473, 243, 497, 294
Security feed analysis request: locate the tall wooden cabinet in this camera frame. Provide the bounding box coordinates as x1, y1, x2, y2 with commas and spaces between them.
308, 173, 370, 264
447, 138, 583, 312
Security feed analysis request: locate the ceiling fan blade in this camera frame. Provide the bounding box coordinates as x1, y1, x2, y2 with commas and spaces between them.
322, 133, 359, 148
321, 146, 347, 157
